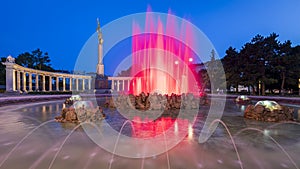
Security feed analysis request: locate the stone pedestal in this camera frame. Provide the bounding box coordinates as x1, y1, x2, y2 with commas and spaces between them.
94, 75, 110, 93
96, 64, 104, 76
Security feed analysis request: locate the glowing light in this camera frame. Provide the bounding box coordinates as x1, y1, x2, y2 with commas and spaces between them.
174, 120, 178, 134
240, 105, 245, 112
130, 118, 191, 139
188, 123, 193, 140
130, 11, 199, 95
42, 106, 46, 113
255, 100, 282, 111
263, 129, 270, 136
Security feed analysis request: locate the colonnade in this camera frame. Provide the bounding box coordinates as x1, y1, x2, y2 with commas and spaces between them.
108, 77, 131, 92
3, 60, 92, 93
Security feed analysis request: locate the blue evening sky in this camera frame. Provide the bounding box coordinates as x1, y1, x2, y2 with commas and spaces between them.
1, 0, 299, 75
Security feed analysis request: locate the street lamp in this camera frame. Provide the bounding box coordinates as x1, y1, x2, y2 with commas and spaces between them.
298, 78, 300, 96
188, 57, 193, 63
258, 80, 261, 96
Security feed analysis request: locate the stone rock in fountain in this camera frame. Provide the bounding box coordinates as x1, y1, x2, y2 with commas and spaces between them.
55, 102, 105, 123
65, 107, 77, 122
64, 95, 82, 106
103, 92, 200, 111
168, 94, 181, 109
77, 106, 105, 123
244, 100, 294, 122
55, 107, 78, 123
127, 94, 137, 109
182, 93, 199, 110
135, 92, 150, 110
148, 93, 164, 110
235, 95, 251, 104
136, 95, 145, 109
104, 97, 116, 109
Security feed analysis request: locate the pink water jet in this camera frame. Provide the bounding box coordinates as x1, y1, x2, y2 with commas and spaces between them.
129, 9, 199, 95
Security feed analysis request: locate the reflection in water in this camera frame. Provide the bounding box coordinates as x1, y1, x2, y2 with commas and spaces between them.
188, 123, 193, 141
131, 117, 186, 138
42, 106, 46, 113
0, 100, 299, 169
174, 120, 178, 134
240, 105, 245, 112
235, 104, 248, 114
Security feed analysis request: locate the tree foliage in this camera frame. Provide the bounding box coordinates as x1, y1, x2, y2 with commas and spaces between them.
16, 48, 54, 71
221, 33, 300, 95
0, 57, 6, 85
199, 49, 226, 93
0, 49, 55, 85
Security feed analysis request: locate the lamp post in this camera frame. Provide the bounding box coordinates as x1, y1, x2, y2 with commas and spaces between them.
298, 78, 300, 96
258, 80, 261, 96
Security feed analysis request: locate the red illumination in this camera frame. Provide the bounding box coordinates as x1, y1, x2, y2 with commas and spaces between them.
130, 11, 199, 95
131, 117, 189, 138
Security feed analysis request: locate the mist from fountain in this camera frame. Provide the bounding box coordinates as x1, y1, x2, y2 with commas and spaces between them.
130, 8, 199, 95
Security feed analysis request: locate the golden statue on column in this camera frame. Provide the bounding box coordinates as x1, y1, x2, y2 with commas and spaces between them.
96, 18, 104, 76
95, 18, 109, 91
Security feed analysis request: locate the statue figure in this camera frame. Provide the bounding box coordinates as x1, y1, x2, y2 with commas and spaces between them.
96, 18, 104, 44
6, 55, 15, 63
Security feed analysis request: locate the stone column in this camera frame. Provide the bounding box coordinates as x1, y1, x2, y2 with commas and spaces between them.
88, 78, 91, 90
22, 71, 27, 92
4, 64, 16, 92
117, 80, 120, 91
69, 77, 72, 91
76, 78, 79, 91
82, 79, 85, 91
49, 76, 52, 91
12, 69, 16, 91
62, 77, 66, 91
35, 74, 39, 91
17, 71, 21, 91
28, 73, 32, 92
42, 75, 46, 91
111, 80, 114, 90
122, 80, 125, 91
128, 80, 130, 91
56, 77, 59, 91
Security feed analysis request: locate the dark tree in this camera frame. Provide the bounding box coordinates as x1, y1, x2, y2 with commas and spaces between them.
222, 46, 240, 92
222, 33, 300, 95
0, 57, 6, 85
16, 48, 54, 71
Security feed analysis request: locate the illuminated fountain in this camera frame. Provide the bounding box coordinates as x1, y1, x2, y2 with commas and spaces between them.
130, 10, 199, 95
2, 8, 300, 169
244, 100, 294, 122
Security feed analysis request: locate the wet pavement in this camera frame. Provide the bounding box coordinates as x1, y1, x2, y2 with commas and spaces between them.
0, 98, 299, 169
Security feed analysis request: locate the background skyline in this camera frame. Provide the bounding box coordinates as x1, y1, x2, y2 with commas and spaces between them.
1, 0, 300, 75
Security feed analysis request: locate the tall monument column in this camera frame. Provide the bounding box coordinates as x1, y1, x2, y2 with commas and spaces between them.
96, 18, 104, 76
